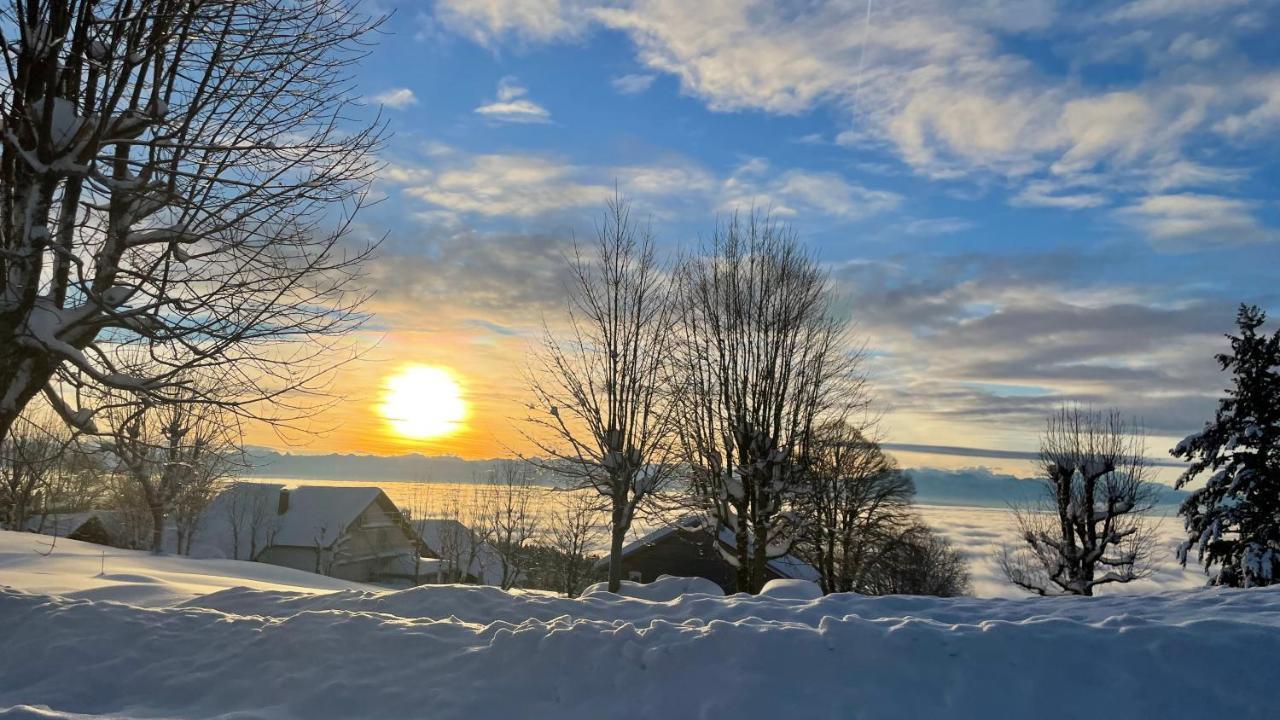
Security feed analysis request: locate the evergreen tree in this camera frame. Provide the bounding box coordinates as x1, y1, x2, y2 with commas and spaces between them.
1173, 305, 1280, 587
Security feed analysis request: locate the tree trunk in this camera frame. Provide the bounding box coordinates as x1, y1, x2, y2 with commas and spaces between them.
608, 503, 626, 593
149, 502, 165, 554
751, 518, 769, 594
734, 520, 751, 593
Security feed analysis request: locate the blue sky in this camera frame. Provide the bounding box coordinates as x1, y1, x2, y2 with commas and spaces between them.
314, 0, 1280, 467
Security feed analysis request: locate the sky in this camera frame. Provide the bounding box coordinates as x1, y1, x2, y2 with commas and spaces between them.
248, 0, 1280, 474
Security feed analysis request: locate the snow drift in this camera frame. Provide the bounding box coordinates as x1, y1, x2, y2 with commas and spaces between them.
1, 531, 1278, 719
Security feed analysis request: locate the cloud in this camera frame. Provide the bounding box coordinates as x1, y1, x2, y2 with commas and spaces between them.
434, 0, 595, 46
1105, 0, 1254, 23
611, 73, 657, 95
382, 146, 897, 227
830, 250, 1238, 438
396, 153, 608, 218
1215, 73, 1280, 138
431, 0, 1278, 241
721, 160, 901, 221
1117, 194, 1279, 250
475, 77, 551, 124
370, 88, 418, 109
367, 229, 574, 328
899, 217, 975, 236
1012, 181, 1109, 209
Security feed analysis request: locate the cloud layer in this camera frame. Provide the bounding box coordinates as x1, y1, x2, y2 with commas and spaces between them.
433, 0, 1280, 250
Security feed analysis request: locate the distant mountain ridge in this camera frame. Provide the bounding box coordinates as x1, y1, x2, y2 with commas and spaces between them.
244, 448, 512, 484
246, 448, 1189, 509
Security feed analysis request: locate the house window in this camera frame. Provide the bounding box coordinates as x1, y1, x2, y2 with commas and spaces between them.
628, 571, 642, 582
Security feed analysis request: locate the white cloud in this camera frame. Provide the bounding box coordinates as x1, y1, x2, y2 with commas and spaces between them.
1215, 73, 1280, 138
611, 73, 656, 95
721, 160, 901, 220
474, 77, 551, 124
398, 154, 604, 218
1012, 181, 1109, 209
430, 0, 1277, 235
370, 88, 418, 109
383, 147, 899, 226
433, 0, 595, 45
1117, 193, 1278, 250
1105, 0, 1253, 23
899, 217, 976, 236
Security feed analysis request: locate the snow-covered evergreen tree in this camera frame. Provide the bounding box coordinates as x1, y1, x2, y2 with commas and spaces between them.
1173, 305, 1280, 587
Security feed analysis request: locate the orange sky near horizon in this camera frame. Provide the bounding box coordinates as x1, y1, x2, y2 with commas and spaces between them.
237, 325, 1191, 487
241, 328, 542, 460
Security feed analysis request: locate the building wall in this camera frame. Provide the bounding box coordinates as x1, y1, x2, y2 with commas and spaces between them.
257, 545, 322, 574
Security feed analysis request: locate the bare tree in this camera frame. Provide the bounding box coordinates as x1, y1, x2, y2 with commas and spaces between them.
795, 421, 916, 594
106, 471, 152, 549
429, 484, 494, 584
525, 195, 681, 592
1000, 407, 1157, 596
0, 0, 383, 446
544, 489, 605, 596
676, 212, 867, 593
0, 403, 73, 529
476, 461, 541, 590
101, 379, 242, 553
396, 484, 433, 584
171, 436, 239, 555
36, 439, 106, 518
220, 480, 279, 560
860, 523, 970, 597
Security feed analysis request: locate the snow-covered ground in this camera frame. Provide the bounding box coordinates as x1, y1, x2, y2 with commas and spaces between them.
3, 530, 1278, 719
0, 529, 372, 607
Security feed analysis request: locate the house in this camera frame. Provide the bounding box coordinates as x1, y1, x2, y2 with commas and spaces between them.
607, 516, 820, 594
25, 511, 124, 547
199, 484, 425, 584
409, 518, 504, 586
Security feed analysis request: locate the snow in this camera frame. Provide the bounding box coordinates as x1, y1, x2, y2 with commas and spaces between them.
2, 525, 1279, 719
581, 575, 724, 601
198, 484, 386, 555
412, 517, 504, 585
271, 485, 384, 547
23, 512, 117, 540
758, 578, 823, 600
0, 530, 371, 608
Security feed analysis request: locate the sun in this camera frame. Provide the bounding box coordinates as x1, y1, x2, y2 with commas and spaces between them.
379, 365, 468, 440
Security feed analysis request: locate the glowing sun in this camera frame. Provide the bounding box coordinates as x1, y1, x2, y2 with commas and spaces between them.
379, 365, 467, 440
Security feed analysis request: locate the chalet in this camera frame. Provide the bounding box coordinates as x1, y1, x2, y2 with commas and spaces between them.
607, 516, 820, 594
25, 511, 124, 547
410, 518, 504, 586
200, 484, 423, 584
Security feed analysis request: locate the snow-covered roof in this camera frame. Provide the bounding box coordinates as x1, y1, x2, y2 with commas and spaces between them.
615, 515, 704, 558
613, 515, 820, 583
271, 486, 386, 548
411, 518, 504, 586
198, 484, 404, 560
25, 511, 121, 539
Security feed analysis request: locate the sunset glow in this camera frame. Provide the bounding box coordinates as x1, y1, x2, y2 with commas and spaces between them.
379, 365, 468, 440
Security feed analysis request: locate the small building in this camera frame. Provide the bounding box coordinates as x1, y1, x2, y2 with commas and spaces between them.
608, 516, 820, 594
25, 511, 124, 547
200, 484, 424, 584
410, 518, 504, 586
